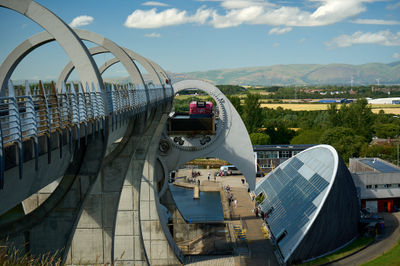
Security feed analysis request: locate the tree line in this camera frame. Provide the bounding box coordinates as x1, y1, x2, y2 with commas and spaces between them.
228, 93, 400, 164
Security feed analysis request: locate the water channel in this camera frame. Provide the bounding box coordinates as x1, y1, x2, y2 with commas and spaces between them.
169, 184, 224, 223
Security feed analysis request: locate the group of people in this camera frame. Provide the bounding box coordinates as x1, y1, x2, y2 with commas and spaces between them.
254, 205, 269, 222
191, 171, 201, 178
225, 185, 237, 208
207, 172, 217, 181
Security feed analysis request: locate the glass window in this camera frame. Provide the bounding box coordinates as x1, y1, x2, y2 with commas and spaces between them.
267, 151, 279, 159
366, 185, 372, 189
280, 151, 291, 158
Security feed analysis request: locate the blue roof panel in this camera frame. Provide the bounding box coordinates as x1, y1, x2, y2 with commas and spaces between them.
360, 159, 400, 173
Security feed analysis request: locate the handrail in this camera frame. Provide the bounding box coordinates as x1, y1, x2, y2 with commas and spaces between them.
0, 79, 171, 189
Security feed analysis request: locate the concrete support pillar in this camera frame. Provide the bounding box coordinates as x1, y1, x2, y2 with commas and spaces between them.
139, 109, 182, 265
63, 104, 180, 265
0, 130, 108, 262
65, 117, 139, 264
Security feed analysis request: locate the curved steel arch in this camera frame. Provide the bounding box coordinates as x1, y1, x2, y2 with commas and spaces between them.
0, 29, 147, 96
56, 46, 163, 89
0, 0, 103, 94
144, 58, 170, 82
91, 50, 169, 86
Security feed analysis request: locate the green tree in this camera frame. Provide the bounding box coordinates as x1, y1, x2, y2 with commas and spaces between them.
263, 121, 296, 144
341, 99, 374, 139
227, 95, 243, 116
250, 132, 271, 145
290, 129, 323, 144
373, 123, 400, 138
360, 143, 398, 164
243, 93, 263, 133
320, 127, 366, 163
326, 103, 340, 128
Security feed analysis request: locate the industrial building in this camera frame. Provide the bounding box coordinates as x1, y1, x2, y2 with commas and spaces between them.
350, 158, 400, 213
367, 97, 400, 105
254, 145, 359, 264
254, 144, 315, 175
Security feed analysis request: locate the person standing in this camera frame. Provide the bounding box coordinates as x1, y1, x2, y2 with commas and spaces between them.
208, 173, 211, 181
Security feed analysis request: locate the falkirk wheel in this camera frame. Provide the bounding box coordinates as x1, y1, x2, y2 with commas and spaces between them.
0, 1, 256, 265
157, 79, 256, 190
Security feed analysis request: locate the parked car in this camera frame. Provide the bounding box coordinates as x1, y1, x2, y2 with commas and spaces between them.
220, 165, 241, 175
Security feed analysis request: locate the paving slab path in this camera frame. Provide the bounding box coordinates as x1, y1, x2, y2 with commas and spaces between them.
229, 187, 279, 266
176, 169, 279, 265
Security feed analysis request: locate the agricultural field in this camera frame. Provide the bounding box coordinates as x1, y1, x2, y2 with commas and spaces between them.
174, 93, 400, 115
260, 103, 330, 111
259, 103, 400, 114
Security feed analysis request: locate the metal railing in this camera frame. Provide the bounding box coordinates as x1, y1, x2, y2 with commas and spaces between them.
0, 80, 172, 189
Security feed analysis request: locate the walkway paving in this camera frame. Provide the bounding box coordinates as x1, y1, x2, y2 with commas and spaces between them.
174, 168, 400, 266
185, 255, 235, 266
331, 212, 400, 266
229, 186, 279, 266
175, 169, 278, 265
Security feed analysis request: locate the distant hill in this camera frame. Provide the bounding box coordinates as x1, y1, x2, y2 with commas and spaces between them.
101, 62, 400, 86
11, 62, 400, 87
176, 62, 400, 86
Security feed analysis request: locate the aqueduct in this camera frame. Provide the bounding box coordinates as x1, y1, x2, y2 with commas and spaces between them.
0, 0, 255, 264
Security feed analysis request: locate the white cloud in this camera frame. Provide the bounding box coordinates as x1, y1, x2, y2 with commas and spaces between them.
144, 32, 161, 38
220, 0, 275, 9
124, 7, 213, 28
387, 2, 400, 10
142, 1, 169, 7
211, 0, 373, 27
124, 0, 377, 29
69, 15, 94, 28
125, 8, 187, 28
393, 52, 400, 59
352, 19, 400, 25
325, 30, 400, 48
269, 27, 292, 35
212, 6, 264, 28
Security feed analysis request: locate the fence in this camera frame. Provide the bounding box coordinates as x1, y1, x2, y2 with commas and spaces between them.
0, 80, 172, 189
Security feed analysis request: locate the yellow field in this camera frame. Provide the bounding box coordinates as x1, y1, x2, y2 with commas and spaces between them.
372, 108, 400, 115
174, 95, 400, 115
175, 95, 210, 100
260, 103, 330, 111
260, 103, 400, 114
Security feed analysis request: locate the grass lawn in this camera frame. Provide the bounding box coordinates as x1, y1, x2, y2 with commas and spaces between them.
301, 237, 373, 266
362, 239, 400, 266
186, 158, 229, 168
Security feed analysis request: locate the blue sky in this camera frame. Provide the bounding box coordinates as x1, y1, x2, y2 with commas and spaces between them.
0, 0, 399, 81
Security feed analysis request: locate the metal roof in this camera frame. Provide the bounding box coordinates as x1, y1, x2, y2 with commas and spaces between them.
360, 159, 400, 173
254, 145, 337, 262
253, 144, 315, 152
